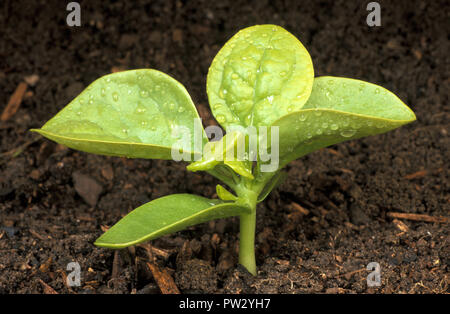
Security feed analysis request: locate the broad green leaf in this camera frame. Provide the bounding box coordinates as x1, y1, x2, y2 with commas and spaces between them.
216, 184, 237, 201
187, 131, 254, 179
207, 24, 314, 129
95, 194, 249, 249
261, 76, 416, 169
31, 69, 206, 160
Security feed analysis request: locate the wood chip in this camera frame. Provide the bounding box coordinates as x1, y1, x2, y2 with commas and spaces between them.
39, 257, 52, 273
1, 82, 27, 121
146, 262, 180, 294
38, 279, 58, 294
392, 219, 409, 232
387, 212, 448, 224
24, 74, 39, 86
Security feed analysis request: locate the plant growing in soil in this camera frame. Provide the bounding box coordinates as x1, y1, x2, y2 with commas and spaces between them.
32, 25, 416, 275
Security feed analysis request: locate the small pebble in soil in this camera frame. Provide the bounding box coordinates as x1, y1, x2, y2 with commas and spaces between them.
72, 171, 103, 207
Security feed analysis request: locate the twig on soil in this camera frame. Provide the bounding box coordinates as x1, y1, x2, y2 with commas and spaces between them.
38, 278, 58, 294
29, 229, 46, 240
387, 212, 448, 224
146, 262, 180, 294
1, 82, 27, 121
335, 268, 366, 280
290, 202, 310, 215
109, 251, 122, 289
0, 137, 40, 159
139, 243, 171, 261
404, 170, 428, 180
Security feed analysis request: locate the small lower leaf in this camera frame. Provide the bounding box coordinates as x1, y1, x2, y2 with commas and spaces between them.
95, 194, 249, 248
216, 184, 237, 201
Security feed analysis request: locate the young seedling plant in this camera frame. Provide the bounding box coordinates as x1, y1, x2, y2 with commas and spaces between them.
32, 25, 416, 275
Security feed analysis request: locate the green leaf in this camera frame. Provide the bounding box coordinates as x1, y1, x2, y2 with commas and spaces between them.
31, 69, 206, 160
216, 184, 237, 201
95, 194, 249, 249
263, 76, 416, 169
207, 24, 314, 129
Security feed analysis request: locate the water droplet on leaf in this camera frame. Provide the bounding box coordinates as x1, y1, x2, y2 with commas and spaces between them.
340, 129, 356, 137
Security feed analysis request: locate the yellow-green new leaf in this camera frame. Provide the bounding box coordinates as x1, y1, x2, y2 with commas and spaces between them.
207, 25, 314, 129
95, 194, 249, 249
32, 69, 206, 160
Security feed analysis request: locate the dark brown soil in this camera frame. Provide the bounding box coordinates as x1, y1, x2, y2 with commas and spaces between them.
0, 0, 448, 294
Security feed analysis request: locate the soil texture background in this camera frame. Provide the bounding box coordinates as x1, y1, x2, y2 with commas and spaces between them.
0, 0, 448, 293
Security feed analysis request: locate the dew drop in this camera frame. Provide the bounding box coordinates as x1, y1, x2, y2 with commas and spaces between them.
271, 27, 277, 32
367, 120, 373, 127
375, 88, 380, 94
330, 123, 339, 130
322, 122, 328, 128
342, 118, 350, 127
217, 114, 226, 123
112, 92, 119, 102
245, 114, 252, 125
267, 95, 274, 104
141, 121, 147, 126
279, 71, 287, 77
298, 114, 307, 121
340, 129, 356, 137
213, 103, 222, 110
151, 126, 156, 131
327, 79, 334, 85
219, 89, 227, 99
178, 107, 185, 113
89, 99, 94, 105
314, 109, 322, 116
79, 99, 85, 105
77, 111, 81, 116
169, 103, 176, 110
375, 122, 384, 129
106, 78, 111, 83
287, 105, 293, 112
101, 88, 106, 96
306, 132, 313, 139
140, 90, 148, 98
231, 73, 239, 80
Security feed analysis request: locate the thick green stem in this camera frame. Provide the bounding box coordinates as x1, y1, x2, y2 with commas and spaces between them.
237, 187, 258, 275
239, 209, 257, 275
235, 170, 280, 275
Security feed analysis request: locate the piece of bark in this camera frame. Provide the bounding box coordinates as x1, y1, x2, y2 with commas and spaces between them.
38, 279, 58, 294
146, 262, 180, 294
